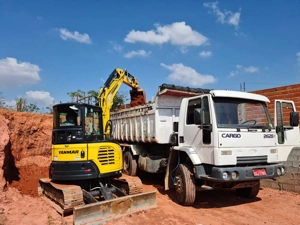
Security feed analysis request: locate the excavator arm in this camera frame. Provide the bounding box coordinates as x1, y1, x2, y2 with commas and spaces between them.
99, 68, 146, 138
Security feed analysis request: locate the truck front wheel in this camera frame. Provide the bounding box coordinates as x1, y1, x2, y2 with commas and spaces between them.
174, 163, 196, 206
123, 151, 137, 176
236, 182, 260, 198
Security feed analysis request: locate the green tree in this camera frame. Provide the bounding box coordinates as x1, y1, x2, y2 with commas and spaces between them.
87, 90, 99, 105
24, 103, 40, 113
46, 100, 56, 114
67, 89, 85, 102
15, 97, 41, 113
0, 91, 5, 108
66, 89, 128, 111
15, 97, 27, 112
111, 91, 128, 111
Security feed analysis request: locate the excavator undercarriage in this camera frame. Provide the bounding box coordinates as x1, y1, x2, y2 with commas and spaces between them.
39, 174, 157, 224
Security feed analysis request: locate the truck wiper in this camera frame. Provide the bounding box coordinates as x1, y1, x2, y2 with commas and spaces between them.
247, 127, 258, 132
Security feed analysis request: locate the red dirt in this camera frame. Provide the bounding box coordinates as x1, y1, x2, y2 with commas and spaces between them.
130, 89, 146, 107
1, 109, 300, 225
9, 165, 49, 197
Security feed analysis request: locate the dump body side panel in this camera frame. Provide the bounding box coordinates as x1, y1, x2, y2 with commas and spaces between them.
111, 93, 187, 144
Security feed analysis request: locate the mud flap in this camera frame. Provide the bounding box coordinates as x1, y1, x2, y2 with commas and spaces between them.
73, 190, 157, 225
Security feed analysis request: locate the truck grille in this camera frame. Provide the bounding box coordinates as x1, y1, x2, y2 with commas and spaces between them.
237, 155, 267, 165
98, 147, 115, 165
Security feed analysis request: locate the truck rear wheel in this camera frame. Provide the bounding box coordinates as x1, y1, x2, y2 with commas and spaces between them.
123, 151, 137, 176
236, 182, 260, 198
174, 163, 196, 206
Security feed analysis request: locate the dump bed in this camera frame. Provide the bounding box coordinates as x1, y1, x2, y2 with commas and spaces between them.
111, 84, 209, 144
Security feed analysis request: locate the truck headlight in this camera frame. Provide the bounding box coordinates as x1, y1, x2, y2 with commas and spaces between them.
276, 168, 282, 176
222, 172, 229, 180
231, 171, 238, 180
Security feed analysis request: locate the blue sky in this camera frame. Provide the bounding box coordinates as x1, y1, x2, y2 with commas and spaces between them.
0, 0, 300, 110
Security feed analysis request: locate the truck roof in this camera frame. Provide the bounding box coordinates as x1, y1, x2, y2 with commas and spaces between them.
210, 90, 270, 102
157, 84, 270, 102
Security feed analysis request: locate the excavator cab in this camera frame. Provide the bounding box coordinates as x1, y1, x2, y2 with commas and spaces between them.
52, 103, 104, 145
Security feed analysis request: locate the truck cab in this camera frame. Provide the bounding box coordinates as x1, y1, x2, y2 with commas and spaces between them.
168, 90, 299, 205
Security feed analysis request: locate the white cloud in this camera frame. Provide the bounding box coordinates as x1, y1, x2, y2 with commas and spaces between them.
236, 64, 243, 69
200, 51, 212, 58
25, 91, 55, 106
59, 28, 92, 44
113, 44, 123, 52
228, 64, 259, 77
124, 22, 209, 47
4, 100, 16, 108
228, 12, 241, 27
161, 63, 217, 86
296, 52, 300, 66
204, 2, 241, 29
0, 57, 41, 87
124, 50, 151, 58
244, 66, 258, 73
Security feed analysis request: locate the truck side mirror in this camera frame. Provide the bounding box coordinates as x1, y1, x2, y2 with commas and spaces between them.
194, 108, 202, 125
290, 111, 299, 127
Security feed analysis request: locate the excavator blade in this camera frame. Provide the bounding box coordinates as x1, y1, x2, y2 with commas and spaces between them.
73, 190, 157, 225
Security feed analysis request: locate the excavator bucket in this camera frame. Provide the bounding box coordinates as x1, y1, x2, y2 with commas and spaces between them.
73, 190, 157, 225
130, 88, 146, 107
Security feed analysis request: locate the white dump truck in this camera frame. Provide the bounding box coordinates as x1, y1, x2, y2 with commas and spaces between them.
111, 83, 300, 205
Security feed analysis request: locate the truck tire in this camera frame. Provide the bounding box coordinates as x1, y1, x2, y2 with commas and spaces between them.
236, 182, 260, 198
123, 151, 137, 176
174, 163, 196, 206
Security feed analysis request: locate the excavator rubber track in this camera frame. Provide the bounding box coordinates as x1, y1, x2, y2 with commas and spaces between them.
38, 178, 85, 214
112, 173, 144, 195
38, 175, 157, 224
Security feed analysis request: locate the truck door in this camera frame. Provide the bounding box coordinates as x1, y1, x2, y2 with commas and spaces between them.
183, 96, 213, 164
184, 98, 202, 150
274, 100, 300, 161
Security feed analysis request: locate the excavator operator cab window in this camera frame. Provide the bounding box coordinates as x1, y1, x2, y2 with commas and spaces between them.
84, 106, 103, 138
53, 105, 80, 128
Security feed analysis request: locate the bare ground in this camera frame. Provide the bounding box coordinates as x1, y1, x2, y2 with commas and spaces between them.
1, 109, 300, 225
1, 169, 300, 225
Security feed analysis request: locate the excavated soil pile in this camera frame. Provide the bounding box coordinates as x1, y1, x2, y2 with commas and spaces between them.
0, 108, 52, 196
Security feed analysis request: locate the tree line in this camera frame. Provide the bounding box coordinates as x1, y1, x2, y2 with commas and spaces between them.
0, 89, 128, 114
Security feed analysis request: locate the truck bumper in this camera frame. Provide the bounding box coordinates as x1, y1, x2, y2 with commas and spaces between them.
194, 163, 286, 182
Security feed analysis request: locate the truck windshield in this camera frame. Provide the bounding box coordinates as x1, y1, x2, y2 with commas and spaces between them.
213, 97, 274, 128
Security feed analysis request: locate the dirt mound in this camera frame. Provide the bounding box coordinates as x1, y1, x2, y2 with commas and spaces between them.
0, 108, 52, 195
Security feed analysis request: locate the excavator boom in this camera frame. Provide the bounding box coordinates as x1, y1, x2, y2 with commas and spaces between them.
98, 68, 146, 137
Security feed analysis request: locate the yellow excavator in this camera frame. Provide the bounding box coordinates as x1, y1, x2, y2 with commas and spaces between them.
38, 68, 155, 225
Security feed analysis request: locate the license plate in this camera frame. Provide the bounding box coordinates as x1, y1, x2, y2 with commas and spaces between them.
253, 169, 267, 176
